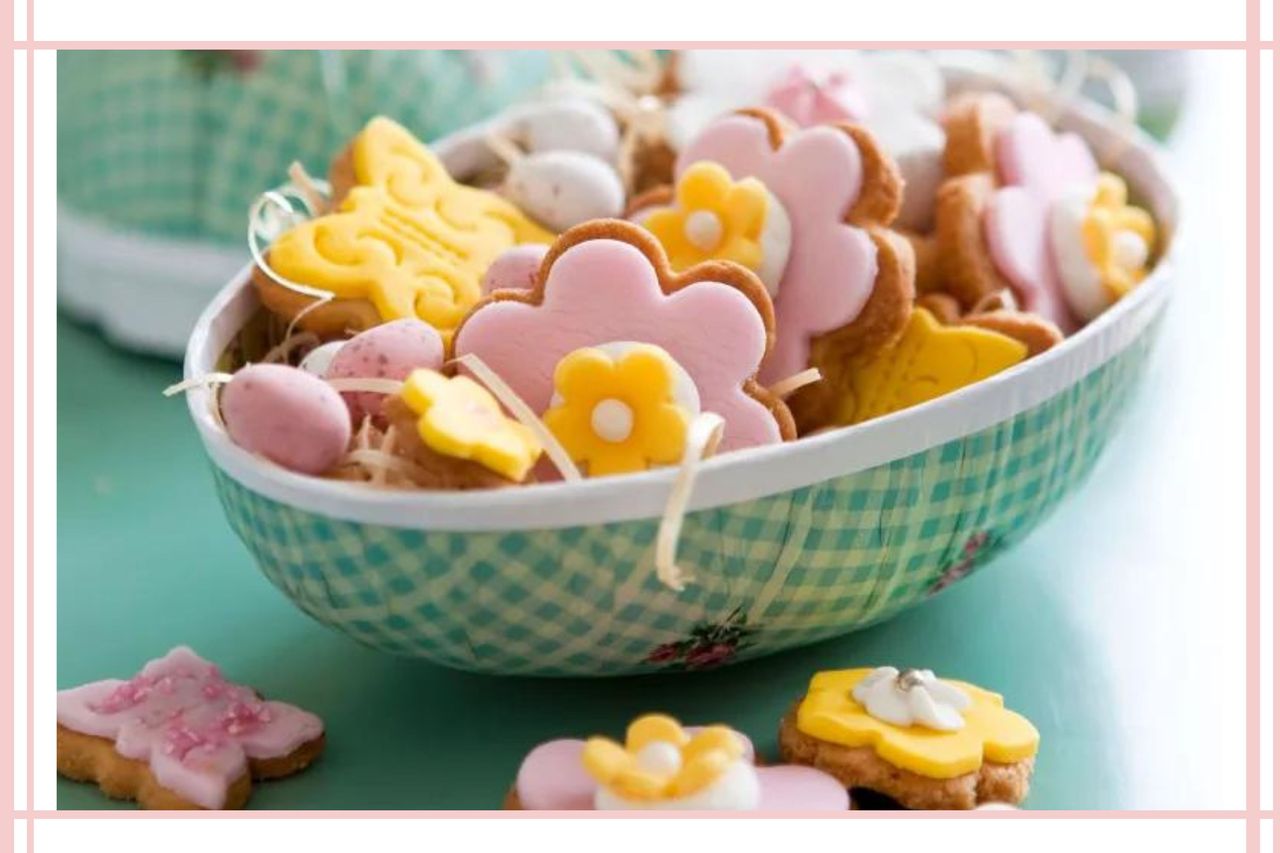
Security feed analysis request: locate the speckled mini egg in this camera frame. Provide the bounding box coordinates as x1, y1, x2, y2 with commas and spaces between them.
483, 244, 549, 294
503, 150, 625, 233
221, 364, 352, 476
325, 319, 445, 422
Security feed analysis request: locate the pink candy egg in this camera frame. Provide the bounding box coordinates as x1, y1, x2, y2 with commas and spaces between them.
221, 364, 352, 475
325, 319, 445, 422
482, 244, 549, 294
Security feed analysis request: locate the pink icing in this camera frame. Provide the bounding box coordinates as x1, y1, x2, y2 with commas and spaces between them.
514, 732, 848, 811
453, 237, 782, 453
57, 647, 324, 809
764, 65, 869, 128
984, 112, 1098, 331
677, 114, 879, 385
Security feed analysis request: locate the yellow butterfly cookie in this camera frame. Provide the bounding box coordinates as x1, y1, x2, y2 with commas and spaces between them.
827, 307, 1027, 425
254, 117, 554, 340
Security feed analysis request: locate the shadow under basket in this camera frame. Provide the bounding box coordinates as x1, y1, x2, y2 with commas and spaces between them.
185, 87, 1178, 677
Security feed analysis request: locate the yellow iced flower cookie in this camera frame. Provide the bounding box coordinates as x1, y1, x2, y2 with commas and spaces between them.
779, 667, 1039, 809
542, 343, 699, 477
582, 714, 751, 807
256, 117, 553, 340
643, 161, 792, 296
398, 368, 541, 482
1050, 171, 1158, 321
825, 307, 1027, 426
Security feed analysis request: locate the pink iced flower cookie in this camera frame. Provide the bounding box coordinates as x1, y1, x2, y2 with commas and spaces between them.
937, 93, 1105, 333
638, 108, 915, 432
504, 713, 849, 810
57, 647, 325, 809
453, 220, 796, 459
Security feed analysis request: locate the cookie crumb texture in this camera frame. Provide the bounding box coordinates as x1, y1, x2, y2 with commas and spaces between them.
778, 708, 1031, 810
57, 724, 324, 810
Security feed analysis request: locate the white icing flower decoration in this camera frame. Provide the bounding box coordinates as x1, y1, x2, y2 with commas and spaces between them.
852, 666, 972, 732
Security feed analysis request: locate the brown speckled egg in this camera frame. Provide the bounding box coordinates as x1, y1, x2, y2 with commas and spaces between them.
221, 364, 352, 475
325, 319, 445, 422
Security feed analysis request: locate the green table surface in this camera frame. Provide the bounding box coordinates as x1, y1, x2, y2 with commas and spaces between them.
56, 54, 1245, 811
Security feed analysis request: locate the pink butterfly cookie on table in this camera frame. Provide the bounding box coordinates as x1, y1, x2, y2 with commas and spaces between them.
453, 220, 795, 466
57, 647, 325, 810
504, 713, 849, 810
937, 93, 1125, 333
635, 107, 915, 433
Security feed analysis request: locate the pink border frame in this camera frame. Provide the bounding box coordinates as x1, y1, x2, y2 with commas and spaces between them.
4, 6, 1269, 849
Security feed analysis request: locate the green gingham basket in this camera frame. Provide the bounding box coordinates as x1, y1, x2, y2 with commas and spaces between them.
183, 90, 1178, 677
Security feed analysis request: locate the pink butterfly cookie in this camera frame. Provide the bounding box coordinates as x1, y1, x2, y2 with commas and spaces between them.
453, 220, 795, 456
57, 647, 325, 809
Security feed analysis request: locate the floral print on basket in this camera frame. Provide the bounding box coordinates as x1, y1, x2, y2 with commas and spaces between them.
928, 531, 999, 596
644, 607, 758, 670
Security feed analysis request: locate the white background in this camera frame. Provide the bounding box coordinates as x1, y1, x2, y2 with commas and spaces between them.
11, 0, 1271, 849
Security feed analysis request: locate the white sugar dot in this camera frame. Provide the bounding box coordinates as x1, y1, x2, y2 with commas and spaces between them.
635, 741, 683, 776
684, 210, 724, 252
1112, 229, 1149, 270
591, 399, 634, 443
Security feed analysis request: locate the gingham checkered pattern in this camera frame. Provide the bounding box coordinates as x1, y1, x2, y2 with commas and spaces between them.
58, 50, 549, 244
210, 326, 1158, 676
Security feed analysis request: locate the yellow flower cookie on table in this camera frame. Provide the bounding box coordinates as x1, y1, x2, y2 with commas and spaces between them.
819, 306, 1027, 427
1050, 171, 1158, 321
542, 343, 699, 478
779, 666, 1039, 809
254, 117, 554, 340
379, 368, 541, 489
642, 161, 792, 296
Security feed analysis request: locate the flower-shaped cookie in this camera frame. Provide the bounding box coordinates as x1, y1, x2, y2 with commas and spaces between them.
938, 98, 1100, 332
823, 307, 1027, 426
675, 108, 913, 387
1050, 172, 1157, 321
399, 368, 541, 482
254, 117, 553, 340
796, 667, 1039, 780
583, 715, 748, 805
509, 714, 850, 811
666, 51, 945, 231
643, 162, 791, 295
452, 221, 795, 454
544, 344, 697, 477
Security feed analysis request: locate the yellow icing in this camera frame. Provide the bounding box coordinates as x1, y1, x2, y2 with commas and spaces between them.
1081, 172, 1157, 300
268, 117, 553, 340
797, 668, 1039, 780
829, 308, 1027, 425
542, 344, 691, 477
643, 161, 769, 273
582, 714, 744, 802
399, 368, 541, 481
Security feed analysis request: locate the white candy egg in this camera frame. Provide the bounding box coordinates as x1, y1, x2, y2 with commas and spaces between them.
515, 99, 620, 161
504, 151, 626, 233
299, 341, 348, 377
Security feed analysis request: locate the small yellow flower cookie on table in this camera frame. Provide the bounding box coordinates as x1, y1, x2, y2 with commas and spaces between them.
542, 343, 700, 477
779, 666, 1039, 809
381, 368, 541, 489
